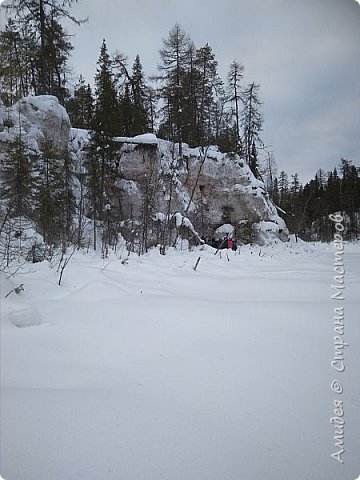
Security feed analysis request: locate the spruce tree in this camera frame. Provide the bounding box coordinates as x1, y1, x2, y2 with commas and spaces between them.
66, 75, 94, 129
131, 54, 149, 135
86, 39, 121, 238
241, 82, 263, 175
92, 39, 121, 137
278, 170, 289, 208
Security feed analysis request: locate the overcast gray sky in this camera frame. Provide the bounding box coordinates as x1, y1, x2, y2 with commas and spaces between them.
67, 0, 359, 181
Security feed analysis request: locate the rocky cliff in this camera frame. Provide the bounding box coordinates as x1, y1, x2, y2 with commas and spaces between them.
1, 96, 288, 247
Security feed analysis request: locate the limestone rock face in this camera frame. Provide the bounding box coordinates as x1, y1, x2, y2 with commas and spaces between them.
110, 138, 288, 244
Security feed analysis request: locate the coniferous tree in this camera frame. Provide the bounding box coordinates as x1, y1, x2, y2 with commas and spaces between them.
41, 16, 73, 103
120, 82, 135, 135
0, 136, 35, 217
145, 85, 157, 133
213, 83, 238, 153
0, 18, 37, 104
158, 24, 191, 155
85, 39, 121, 244
66, 75, 94, 129
131, 54, 149, 135
227, 60, 244, 155
325, 169, 341, 213
194, 43, 219, 145
339, 159, 359, 213
3, 0, 83, 101
35, 138, 75, 244
272, 177, 280, 205
58, 146, 76, 242
0, 19, 25, 104
92, 39, 120, 137
181, 41, 199, 146
287, 173, 303, 237
241, 82, 263, 175
277, 170, 289, 209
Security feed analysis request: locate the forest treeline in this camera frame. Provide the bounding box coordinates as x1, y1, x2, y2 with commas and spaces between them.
270, 160, 360, 241
0, 0, 359, 255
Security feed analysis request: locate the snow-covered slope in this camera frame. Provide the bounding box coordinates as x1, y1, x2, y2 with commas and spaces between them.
1, 241, 359, 480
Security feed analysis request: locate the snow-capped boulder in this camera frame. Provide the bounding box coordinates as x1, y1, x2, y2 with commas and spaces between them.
0, 95, 71, 152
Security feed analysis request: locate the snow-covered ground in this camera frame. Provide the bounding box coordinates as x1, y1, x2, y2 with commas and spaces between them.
1, 240, 359, 480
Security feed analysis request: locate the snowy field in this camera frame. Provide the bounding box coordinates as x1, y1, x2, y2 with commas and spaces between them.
1, 240, 359, 480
